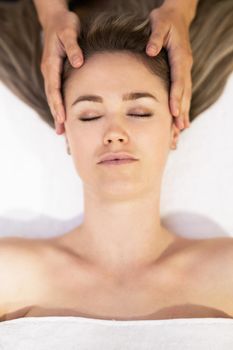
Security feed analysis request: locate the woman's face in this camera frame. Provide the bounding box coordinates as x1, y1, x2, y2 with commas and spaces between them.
63, 52, 179, 196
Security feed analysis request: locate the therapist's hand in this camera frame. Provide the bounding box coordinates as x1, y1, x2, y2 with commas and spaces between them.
40, 10, 83, 135
146, 1, 197, 130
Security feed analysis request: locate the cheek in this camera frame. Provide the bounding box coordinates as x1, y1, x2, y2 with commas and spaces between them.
65, 118, 87, 150
65, 126, 98, 178
140, 117, 170, 145
138, 122, 170, 166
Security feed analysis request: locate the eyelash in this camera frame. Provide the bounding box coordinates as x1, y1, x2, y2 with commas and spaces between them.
79, 114, 153, 121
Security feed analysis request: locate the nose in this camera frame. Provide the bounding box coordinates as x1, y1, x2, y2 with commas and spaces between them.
103, 130, 128, 145
105, 137, 125, 144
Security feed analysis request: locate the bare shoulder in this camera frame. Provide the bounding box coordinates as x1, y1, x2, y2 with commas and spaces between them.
203, 236, 233, 281
0, 236, 44, 267
194, 236, 233, 271
188, 235, 233, 258
187, 236, 233, 317
0, 237, 48, 321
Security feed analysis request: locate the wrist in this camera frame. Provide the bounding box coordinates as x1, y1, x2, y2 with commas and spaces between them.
33, 0, 69, 28
162, 0, 199, 25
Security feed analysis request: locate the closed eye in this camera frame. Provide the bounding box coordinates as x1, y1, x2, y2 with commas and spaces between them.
79, 114, 152, 121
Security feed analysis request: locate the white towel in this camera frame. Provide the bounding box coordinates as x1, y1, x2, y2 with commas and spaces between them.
0, 316, 233, 349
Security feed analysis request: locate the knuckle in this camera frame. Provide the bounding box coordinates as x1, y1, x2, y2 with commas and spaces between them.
48, 103, 55, 119
66, 42, 78, 54
59, 27, 75, 41
172, 94, 182, 105
171, 89, 181, 100
51, 91, 62, 106
172, 89, 184, 104
172, 79, 186, 92
51, 99, 59, 113
181, 93, 189, 103
47, 84, 54, 97
150, 31, 163, 43
41, 57, 52, 71
53, 100, 62, 109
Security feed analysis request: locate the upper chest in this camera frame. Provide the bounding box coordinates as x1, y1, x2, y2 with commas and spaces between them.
3, 237, 232, 321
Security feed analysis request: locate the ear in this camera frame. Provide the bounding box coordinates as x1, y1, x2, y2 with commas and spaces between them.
170, 119, 180, 150
64, 135, 71, 155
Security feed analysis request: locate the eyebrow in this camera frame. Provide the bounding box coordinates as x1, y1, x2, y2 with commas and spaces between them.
71, 91, 159, 107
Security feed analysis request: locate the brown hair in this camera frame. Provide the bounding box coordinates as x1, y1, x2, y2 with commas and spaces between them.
0, 0, 233, 130
61, 11, 170, 100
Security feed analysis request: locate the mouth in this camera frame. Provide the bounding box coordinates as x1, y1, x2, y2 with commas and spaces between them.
99, 159, 138, 165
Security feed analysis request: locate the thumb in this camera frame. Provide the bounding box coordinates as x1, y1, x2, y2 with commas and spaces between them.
61, 33, 84, 67
67, 45, 84, 68
146, 33, 164, 56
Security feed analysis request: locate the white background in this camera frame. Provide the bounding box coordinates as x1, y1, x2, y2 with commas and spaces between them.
0, 74, 233, 239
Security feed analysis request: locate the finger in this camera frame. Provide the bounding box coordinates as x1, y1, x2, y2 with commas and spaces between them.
168, 46, 193, 119
146, 33, 162, 56
174, 89, 185, 130
54, 119, 65, 135
146, 20, 167, 56
180, 81, 192, 129
180, 61, 193, 129
175, 117, 184, 130
43, 56, 66, 123
59, 29, 83, 68
46, 85, 66, 124
170, 76, 184, 123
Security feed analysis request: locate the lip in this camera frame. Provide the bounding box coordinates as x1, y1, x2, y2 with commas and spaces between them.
99, 159, 138, 165
98, 152, 138, 164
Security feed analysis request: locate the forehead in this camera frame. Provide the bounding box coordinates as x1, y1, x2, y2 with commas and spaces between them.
64, 52, 167, 103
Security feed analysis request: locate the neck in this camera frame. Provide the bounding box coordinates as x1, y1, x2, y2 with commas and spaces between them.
68, 187, 177, 275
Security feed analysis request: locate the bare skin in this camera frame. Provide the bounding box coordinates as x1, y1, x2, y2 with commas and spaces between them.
62, 52, 181, 274
0, 234, 232, 322
1, 47, 233, 323
34, 0, 198, 134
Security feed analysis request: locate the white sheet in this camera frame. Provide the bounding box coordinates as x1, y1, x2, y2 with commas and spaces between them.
1, 24, 233, 350
0, 73, 233, 240
0, 316, 233, 349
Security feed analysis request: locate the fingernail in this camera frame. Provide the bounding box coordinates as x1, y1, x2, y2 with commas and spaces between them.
147, 45, 158, 55
55, 124, 62, 135
72, 56, 82, 66
179, 119, 184, 129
